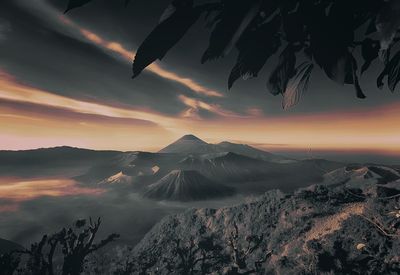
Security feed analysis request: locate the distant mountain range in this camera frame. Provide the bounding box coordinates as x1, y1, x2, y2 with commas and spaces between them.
2, 137, 400, 274
0, 135, 350, 201
74, 135, 348, 200
323, 165, 400, 196
0, 146, 120, 178
159, 134, 291, 163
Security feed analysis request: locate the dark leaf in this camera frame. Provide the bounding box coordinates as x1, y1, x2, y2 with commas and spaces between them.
160, 0, 193, 23
281, 2, 307, 43
307, 1, 354, 84
132, 1, 201, 78
376, 0, 400, 57
159, 5, 177, 23
203, 4, 224, 30
282, 62, 314, 109
387, 51, 400, 92
352, 58, 366, 99
354, 75, 366, 99
352, 0, 383, 29
304, 47, 312, 60
376, 51, 400, 90
267, 45, 296, 96
228, 16, 281, 89
64, 0, 93, 13
125, 0, 131, 7
361, 38, 379, 74
201, 0, 262, 63
365, 17, 377, 35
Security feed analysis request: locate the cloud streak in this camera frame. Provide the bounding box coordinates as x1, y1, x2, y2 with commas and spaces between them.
178, 94, 245, 118
0, 70, 240, 151
0, 70, 178, 128
1, 68, 399, 154
78, 28, 224, 97
14, 0, 223, 98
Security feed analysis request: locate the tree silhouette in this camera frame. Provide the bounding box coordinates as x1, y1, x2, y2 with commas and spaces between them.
65, 0, 400, 108
59, 218, 119, 275
1, 218, 119, 275
21, 234, 59, 275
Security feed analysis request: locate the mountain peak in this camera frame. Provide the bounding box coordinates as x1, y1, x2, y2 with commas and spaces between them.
218, 141, 233, 145
177, 134, 206, 142
159, 135, 208, 154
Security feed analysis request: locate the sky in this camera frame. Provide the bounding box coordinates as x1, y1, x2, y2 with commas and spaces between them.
0, 0, 399, 160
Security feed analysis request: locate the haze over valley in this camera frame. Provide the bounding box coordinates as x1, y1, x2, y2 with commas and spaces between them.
1, 134, 398, 250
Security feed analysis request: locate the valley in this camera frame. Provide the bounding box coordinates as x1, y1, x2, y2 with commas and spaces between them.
0, 135, 398, 261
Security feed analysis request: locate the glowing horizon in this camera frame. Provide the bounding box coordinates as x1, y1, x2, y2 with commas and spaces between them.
0, 1, 399, 157
1, 70, 399, 155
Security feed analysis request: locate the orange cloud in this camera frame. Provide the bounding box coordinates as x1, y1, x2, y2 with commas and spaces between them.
78, 28, 223, 98
0, 178, 104, 212
0, 70, 177, 128
1, 69, 399, 154
178, 95, 243, 118
0, 70, 180, 150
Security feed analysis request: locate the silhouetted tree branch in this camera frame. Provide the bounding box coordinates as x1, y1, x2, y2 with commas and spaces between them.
0, 218, 119, 275
226, 222, 271, 275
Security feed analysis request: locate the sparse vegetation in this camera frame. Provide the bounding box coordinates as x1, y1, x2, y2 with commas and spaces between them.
2, 184, 400, 274
0, 218, 119, 275
225, 222, 271, 275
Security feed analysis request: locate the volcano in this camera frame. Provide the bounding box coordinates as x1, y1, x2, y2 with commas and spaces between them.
143, 169, 235, 201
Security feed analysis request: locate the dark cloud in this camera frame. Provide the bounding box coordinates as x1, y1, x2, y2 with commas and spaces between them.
0, 1, 191, 116
0, 18, 11, 41
0, 0, 399, 123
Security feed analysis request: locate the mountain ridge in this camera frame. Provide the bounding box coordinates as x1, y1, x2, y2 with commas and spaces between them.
159, 134, 291, 163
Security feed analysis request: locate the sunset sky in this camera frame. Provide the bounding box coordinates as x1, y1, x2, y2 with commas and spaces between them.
0, 0, 399, 158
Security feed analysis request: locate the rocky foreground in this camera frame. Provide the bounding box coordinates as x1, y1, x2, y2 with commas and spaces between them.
128, 166, 400, 274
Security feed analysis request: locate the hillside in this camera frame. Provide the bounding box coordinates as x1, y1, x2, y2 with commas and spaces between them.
323, 165, 400, 194
0, 238, 24, 254
216, 141, 292, 163
178, 152, 269, 182
98, 171, 134, 185
132, 168, 400, 274
75, 151, 178, 184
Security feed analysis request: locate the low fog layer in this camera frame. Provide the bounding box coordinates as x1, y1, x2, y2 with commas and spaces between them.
0, 186, 246, 247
